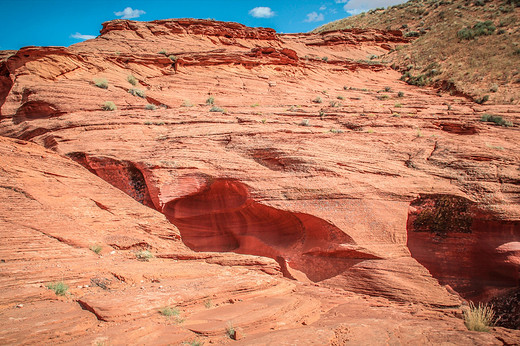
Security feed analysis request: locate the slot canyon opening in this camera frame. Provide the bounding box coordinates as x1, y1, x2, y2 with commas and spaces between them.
162, 178, 378, 282
407, 194, 520, 328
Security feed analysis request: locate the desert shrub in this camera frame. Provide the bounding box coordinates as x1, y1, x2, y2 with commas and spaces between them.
94, 78, 108, 89
406, 74, 428, 86
457, 21, 496, 40
204, 299, 212, 309
330, 128, 344, 133
490, 84, 499, 92
135, 250, 153, 261
206, 96, 215, 105
145, 104, 157, 110
377, 95, 389, 100
225, 323, 236, 339
209, 106, 224, 112
127, 75, 137, 86
160, 306, 179, 317
46, 281, 68, 296
90, 245, 102, 254
395, 103, 402, 107
158, 49, 167, 55
464, 302, 495, 332
480, 113, 513, 126
102, 101, 117, 111
397, 91, 405, 97
337, 95, 345, 100
384, 86, 392, 92
322, 56, 329, 61
405, 31, 420, 37
128, 88, 146, 98
329, 101, 339, 107
412, 195, 472, 236
168, 55, 177, 62
182, 100, 194, 107
312, 97, 322, 104
300, 119, 310, 126
475, 95, 489, 104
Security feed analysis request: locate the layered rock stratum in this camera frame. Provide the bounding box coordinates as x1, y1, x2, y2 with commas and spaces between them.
0, 18, 519, 344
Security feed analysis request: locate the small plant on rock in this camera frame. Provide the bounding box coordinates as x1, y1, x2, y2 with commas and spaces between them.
145, 104, 157, 110
225, 323, 236, 340
160, 306, 180, 317
397, 91, 405, 98
480, 114, 513, 127
206, 96, 215, 105
209, 106, 224, 112
94, 78, 108, 89
128, 88, 146, 98
90, 245, 102, 254
127, 75, 137, 86
46, 281, 68, 296
102, 101, 117, 111
463, 302, 495, 332
312, 97, 322, 104
136, 250, 153, 261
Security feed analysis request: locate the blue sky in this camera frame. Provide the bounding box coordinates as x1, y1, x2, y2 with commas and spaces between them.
1, 0, 406, 50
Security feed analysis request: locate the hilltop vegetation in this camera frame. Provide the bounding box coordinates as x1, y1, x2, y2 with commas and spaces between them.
314, 0, 520, 104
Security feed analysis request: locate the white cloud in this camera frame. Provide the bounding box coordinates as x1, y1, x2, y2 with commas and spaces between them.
304, 12, 325, 23
71, 32, 96, 40
114, 7, 146, 19
342, 0, 407, 14
249, 7, 275, 18
320, 5, 327, 10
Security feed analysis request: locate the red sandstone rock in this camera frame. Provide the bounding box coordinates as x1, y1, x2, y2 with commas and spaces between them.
0, 18, 519, 344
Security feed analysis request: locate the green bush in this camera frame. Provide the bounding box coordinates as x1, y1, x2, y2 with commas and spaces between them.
128, 88, 146, 98
337, 95, 345, 100
136, 250, 153, 261
46, 281, 68, 296
168, 55, 177, 62
160, 306, 179, 317
475, 95, 489, 104
127, 75, 137, 86
209, 106, 225, 112
206, 96, 215, 105
102, 101, 117, 111
225, 323, 236, 340
397, 91, 405, 97
90, 245, 102, 254
464, 302, 495, 332
322, 56, 329, 61
145, 104, 157, 110
405, 31, 420, 37
480, 113, 513, 127
94, 78, 108, 89
312, 97, 322, 104
457, 21, 496, 40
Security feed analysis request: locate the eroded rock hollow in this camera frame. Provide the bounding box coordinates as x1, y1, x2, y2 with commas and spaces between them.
407, 194, 520, 301
163, 178, 378, 282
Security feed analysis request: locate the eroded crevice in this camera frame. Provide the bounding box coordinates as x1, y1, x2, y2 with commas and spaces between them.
162, 178, 378, 282
407, 194, 520, 303
67, 152, 156, 210
0, 61, 13, 117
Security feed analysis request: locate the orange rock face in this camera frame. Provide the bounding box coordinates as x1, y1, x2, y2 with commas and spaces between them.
0, 18, 519, 343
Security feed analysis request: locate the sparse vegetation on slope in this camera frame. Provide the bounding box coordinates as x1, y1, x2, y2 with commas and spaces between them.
313, 0, 520, 104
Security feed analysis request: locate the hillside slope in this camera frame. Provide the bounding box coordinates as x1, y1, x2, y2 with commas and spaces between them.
314, 0, 520, 104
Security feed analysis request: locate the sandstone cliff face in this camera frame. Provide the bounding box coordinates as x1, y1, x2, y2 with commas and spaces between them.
0, 18, 519, 343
